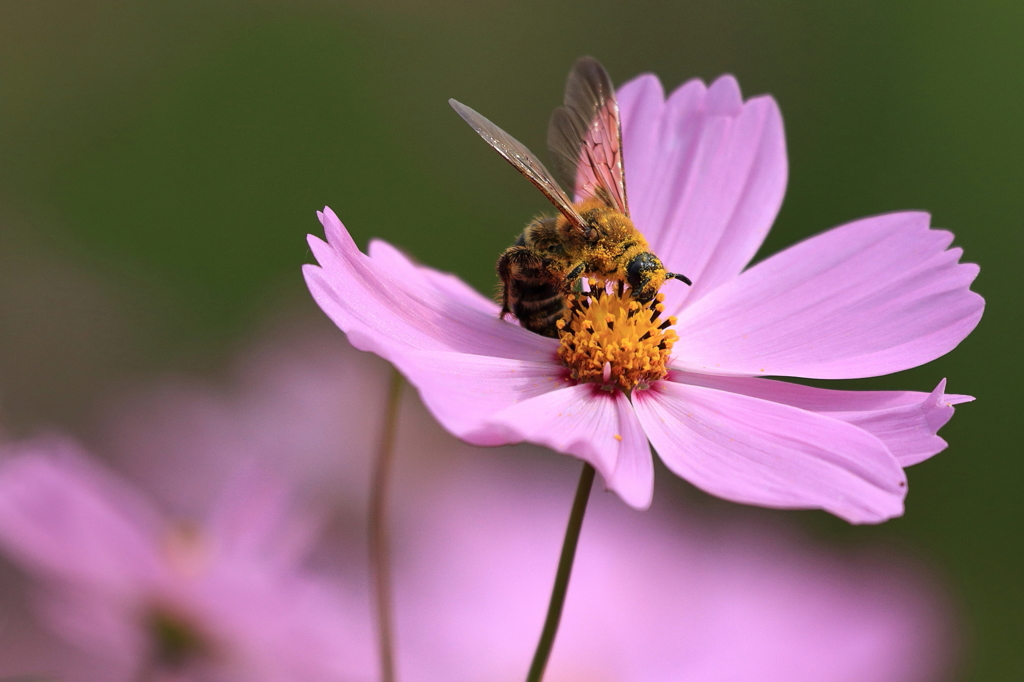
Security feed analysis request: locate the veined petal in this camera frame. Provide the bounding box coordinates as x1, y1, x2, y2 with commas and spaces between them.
617, 73, 787, 306
479, 385, 653, 507
368, 239, 500, 316
672, 373, 972, 467
839, 380, 971, 467
615, 74, 664, 197
671, 211, 984, 379
632, 381, 907, 523
605, 393, 654, 509
393, 349, 570, 446
304, 207, 553, 364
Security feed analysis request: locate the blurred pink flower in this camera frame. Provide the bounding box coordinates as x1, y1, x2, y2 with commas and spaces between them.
93, 319, 391, 520
0, 328, 958, 681
0, 436, 373, 682
304, 72, 983, 523
386, 403, 958, 682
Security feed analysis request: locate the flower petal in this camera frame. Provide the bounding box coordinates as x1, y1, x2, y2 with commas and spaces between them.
605, 393, 655, 510
671, 211, 984, 379
615, 73, 665, 195
0, 439, 167, 591
304, 207, 553, 364
204, 469, 321, 574
617, 73, 787, 305
475, 385, 654, 508
367, 239, 500, 316
632, 381, 907, 523
392, 349, 570, 446
672, 373, 972, 467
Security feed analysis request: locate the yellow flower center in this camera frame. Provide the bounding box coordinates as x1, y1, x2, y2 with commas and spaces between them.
556, 282, 678, 392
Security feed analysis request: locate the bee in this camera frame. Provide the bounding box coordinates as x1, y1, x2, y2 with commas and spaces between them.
450, 56, 691, 338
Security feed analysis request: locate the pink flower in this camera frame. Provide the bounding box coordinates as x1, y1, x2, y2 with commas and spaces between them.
386, 420, 958, 682
0, 437, 373, 682
304, 72, 982, 523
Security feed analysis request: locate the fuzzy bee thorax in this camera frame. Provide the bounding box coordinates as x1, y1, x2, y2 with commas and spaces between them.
554, 201, 650, 275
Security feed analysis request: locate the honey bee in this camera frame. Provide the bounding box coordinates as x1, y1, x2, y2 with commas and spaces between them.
450, 56, 691, 338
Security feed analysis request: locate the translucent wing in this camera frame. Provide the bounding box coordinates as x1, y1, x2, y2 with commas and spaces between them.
449, 98, 589, 233
547, 56, 629, 216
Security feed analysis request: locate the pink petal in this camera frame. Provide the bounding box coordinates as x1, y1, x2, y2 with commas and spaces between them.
671, 211, 984, 379
615, 73, 665, 199
392, 349, 570, 446
672, 373, 972, 467
475, 384, 654, 508
0, 439, 167, 591
368, 239, 500, 316
204, 469, 321, 573
617, 73, 787, 305
839, 381, 972, 467
304, 207, 554, 365
605, 394, 655, 510
632, 381, 907, 523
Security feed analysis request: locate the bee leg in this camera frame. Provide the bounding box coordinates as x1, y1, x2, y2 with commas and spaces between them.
562, 262, 587, 293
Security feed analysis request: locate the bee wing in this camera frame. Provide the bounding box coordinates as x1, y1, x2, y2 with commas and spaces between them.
449, 98, 589, 233
547, 56, 629, 216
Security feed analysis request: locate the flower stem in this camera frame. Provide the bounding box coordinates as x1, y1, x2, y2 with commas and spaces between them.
526, 462, 596, 682
370, 369, 403, 682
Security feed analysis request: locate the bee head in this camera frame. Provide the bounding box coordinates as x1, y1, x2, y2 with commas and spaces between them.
626, 254, 692, 301
626, 252, 666, 302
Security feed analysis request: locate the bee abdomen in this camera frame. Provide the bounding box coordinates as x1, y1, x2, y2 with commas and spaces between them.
512, 284, 564, 338
497, 243, 566, 338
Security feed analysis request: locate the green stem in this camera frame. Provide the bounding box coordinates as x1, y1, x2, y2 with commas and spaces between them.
526, 462, 596, 682
369, 370, 403, 682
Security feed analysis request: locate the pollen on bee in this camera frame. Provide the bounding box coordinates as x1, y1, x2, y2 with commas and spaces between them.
556, 282, 678, 392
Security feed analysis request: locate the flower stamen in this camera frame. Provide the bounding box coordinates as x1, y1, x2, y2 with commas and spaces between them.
556, 282, 677, 392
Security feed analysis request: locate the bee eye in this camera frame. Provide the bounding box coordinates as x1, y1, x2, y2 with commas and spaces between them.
627, 252, 662, 290
626, 256, 646, 289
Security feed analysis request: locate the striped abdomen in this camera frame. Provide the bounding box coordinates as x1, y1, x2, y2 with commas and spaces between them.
496, 229, 566, 338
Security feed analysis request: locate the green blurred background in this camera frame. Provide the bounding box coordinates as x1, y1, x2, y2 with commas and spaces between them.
0, 1, 1019, 679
